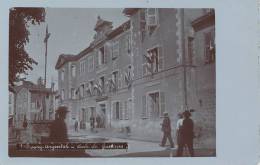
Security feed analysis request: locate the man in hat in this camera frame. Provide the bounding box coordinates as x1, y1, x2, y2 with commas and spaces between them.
176, 110, 194, 157
160, 112, 174, 148
49, 106, 69, 143
176, 113, 183, 147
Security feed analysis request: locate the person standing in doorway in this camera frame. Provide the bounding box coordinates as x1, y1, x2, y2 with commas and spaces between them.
176, 110, 194, 157
160, 112, 174, 148
74, 120, 78, 132
90, 115, 95, 132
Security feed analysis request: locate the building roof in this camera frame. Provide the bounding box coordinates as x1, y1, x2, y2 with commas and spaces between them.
14, 80, 54, 94
191, 10, 215, 32
55, 19, 130, 70
123, 8, 140, 16
94, 16, 113, 31
55, 54, 78, 70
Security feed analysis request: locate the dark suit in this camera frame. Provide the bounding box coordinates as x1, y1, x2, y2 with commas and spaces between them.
49, 119, 68, 143
176, 118, 194, 156
160, 117, 174, 147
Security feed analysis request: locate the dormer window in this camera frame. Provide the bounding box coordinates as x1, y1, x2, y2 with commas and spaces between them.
146, 8, 159, 27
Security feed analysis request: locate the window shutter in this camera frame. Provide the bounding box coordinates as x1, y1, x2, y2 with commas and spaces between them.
124, 101, 128, 119
119, 102, 123, 120
95, 51, 98, 68
158, 47, 163, 71
160, 92, 165, 117
142, 54, 147, 76
204, 32, 211, 64
118, 71, 122, 89
142, 95, 147, 118
104, 44, 110, 64
112, 102, 116, 120
128, 99, 132, 120
140, 9, 146, 41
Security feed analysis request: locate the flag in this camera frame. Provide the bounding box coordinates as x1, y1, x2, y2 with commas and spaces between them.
44, 25, 51, 43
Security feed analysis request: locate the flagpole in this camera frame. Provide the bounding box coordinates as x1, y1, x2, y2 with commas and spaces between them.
44, 25, 51, 88
43, 25, 50, 120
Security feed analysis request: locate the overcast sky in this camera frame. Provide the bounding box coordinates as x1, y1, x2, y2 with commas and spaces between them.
25, 8, 128, 89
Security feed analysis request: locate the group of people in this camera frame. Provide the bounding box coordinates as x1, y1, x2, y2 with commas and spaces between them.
49, 106, 194, 157
160, 110, 194, 157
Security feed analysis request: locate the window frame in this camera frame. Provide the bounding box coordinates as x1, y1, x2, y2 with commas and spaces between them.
112, 41, 119, 60
88, 55, 94, 72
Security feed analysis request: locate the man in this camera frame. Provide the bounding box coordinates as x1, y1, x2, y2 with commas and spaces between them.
74, 120, 78, 132
176, 110, 194, 157
160, 112, 174, 148
176, 113, 183, 146
90, 115, 95, 132
49, 106, 69, 143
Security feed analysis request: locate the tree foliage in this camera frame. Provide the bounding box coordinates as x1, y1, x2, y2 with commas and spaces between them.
9, 7, 45, 86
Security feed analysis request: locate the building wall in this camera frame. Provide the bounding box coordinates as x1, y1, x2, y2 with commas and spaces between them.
15, 88, 29, 128
56, 9, 216, 148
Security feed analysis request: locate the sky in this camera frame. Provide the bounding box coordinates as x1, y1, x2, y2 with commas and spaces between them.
25, 8, 128, 89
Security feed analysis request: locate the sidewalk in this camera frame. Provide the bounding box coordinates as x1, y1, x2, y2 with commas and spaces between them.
68, 129, 215, 157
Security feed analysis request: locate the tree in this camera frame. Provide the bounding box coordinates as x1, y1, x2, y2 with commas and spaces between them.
9, 7, 45, 86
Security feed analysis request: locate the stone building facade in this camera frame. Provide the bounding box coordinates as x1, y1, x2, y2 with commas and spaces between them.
14, 79, 56, 128
55, 9, 215, 148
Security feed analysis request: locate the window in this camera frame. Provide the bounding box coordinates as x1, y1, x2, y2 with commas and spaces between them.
124, 65, 132, 87
61, 89, 65, 101
143, 47, 163, 75
88, 56, 94, 72
71, 88, 75, 99
140, 9, 146, 41
147, 92, 160, 119
100, 76, 105, 92
112, 71, 118, 89
146, 8, 159, 27
204, 31, 215, 64
115, 102, 120, 120
112, 41, 119, 60
98, 47, 105, 65
80, 60, 86, 75
126, 34, 131, 54
188, 37, 194, 65
71, 65, 76, 77
143, 91, 165, 119
127, 99, 132, 120
61, 69, 65, 81
80, 84, 85, 98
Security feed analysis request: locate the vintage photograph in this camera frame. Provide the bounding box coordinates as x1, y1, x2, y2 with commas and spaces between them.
8, 8, 216, 157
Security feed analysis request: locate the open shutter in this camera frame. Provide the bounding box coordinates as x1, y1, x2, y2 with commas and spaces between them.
128, 99, 132, 120
142, 54, 147, 76
160, 92, 165, 117
142, 95, 147, 118
119, 102, 123, 120
112, 102, 116, 120
124, 101, 128, 119
158, 47, 163, 71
